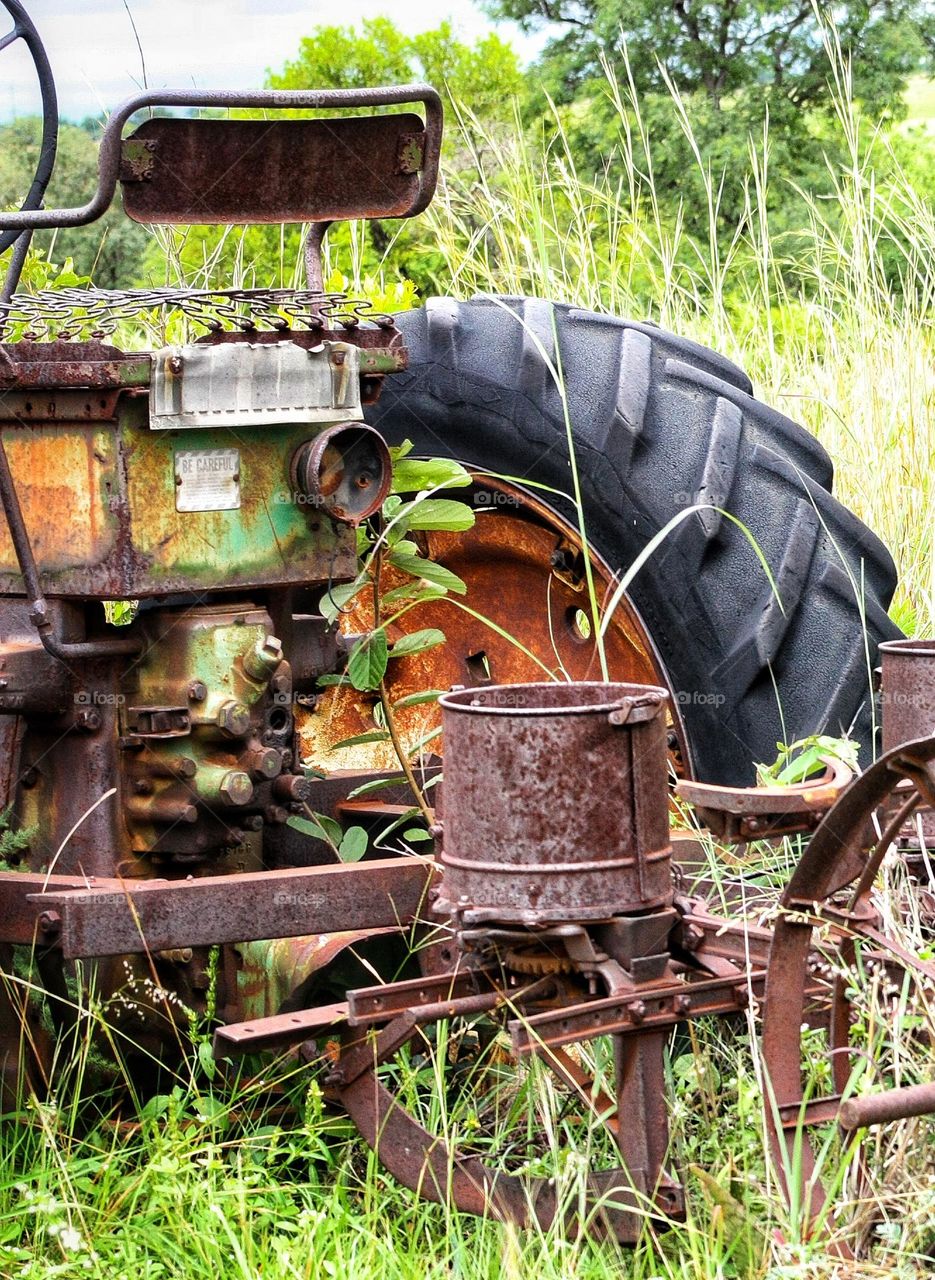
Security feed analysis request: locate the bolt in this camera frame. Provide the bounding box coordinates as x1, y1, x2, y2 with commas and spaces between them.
20, 767, 38, 789
733, 985, 750, 1010
167, 355, 183, 375
188, 680, 207, 702
216, 700, 251, 737
244, 747, 283, 780
38, 910, 61, 936
273, 773, 311, 803
675, 994, 692, 1014
270, 671, 291, 697
75, 708, 102, 733
133, 779, 152, 795
219, 771, 254, 806
243, 814, 264, 831
264, 804, 289, 825
628, 1000, 647, 1025
243, 635, 284, 682
681, 923, 704, 952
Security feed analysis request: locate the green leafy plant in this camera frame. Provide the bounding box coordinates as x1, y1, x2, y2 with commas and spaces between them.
756, 734, 861, 787
319, 441, 475, 826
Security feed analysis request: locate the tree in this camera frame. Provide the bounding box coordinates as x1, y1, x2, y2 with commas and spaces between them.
489, 0, 928, 116
0, 118, 151, 289
147, 19, 530, 296
268, 18, 527, 138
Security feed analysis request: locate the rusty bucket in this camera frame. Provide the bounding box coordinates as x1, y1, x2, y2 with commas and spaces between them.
879, 638, 935, 846
436, 681, 671, 926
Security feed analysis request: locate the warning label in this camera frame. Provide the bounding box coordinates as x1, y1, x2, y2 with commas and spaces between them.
175, 448, 241, 512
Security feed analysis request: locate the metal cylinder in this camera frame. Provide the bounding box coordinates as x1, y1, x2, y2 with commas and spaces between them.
436, 681, 672, 926
879, 638, 935, 844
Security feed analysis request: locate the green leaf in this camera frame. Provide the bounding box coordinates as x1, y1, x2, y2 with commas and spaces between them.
390, 439, 414, 462
406, 725, 443, 755
316, 673, 351, 688
391, 456, 472, 494
348, 629, 389, 691
388, 538, 420, 556
320, 574, 367, 624
338, 826, 368, 862
393, 689, 444, 709
387, 551, 467, 594
331, 730, 391, 749
403, 827, 433, 843
380, 581, 446, 606
389, 628, 446, 659
400, 498, 476, 533
347, 774, 407, 799
288, 813, 342, 849
197, 1039, 217, 1080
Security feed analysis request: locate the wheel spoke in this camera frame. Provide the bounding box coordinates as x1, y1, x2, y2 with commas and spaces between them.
0, 25, 21, 53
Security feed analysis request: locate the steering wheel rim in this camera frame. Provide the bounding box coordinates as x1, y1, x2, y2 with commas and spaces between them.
0, 0, 58, 257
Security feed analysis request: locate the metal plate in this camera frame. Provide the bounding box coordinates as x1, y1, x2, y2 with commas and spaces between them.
120, 115, 431, 225
151, 341, 362, 430
175, 448, 240, 512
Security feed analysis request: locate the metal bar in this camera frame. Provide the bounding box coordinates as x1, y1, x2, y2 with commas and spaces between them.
839, 1083, 935, 1132
776, 1096, 843, 1130
0, 872, 123, 944
511, 969, 764, 1055
0, 86, 443, 233
213, 1001, 348, 1057
346, 968, 495, 1025
30, 856, 436, 958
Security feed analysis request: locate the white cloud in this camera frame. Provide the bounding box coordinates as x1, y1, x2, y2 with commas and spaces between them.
0, 0, 545, 121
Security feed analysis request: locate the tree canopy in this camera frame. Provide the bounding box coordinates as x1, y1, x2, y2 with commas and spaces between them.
489, 0, 929, 115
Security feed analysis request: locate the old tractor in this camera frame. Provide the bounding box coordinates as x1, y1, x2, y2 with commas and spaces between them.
0, 0, 933, 1258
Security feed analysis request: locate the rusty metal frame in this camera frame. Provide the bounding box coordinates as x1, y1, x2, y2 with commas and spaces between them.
0, 86, 442, 234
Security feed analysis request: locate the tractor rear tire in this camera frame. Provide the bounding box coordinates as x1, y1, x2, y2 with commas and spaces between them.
367, 295, 901, 785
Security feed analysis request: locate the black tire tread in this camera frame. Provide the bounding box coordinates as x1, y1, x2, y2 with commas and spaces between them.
369, 296, 901, 783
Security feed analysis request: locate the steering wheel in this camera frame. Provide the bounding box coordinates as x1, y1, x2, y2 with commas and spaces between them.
0, 0, 58, 256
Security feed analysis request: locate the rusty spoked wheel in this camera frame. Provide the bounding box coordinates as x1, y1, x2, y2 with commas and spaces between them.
762, 736, 935, 1254
304, 476, 689, 780
333, 985, 681, 1240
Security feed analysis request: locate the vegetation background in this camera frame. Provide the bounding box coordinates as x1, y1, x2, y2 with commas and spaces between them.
0, 2, 933, 1276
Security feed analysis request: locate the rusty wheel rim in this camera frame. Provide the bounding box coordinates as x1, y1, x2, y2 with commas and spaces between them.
335, 1003, 676, 1237
301, 476, 688, 781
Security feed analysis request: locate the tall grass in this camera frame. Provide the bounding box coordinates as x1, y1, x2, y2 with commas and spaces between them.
427, 43, 935, 637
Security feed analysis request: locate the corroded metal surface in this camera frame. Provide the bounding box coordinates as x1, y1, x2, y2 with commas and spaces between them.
675, 755, 854, 842
0, 399, 358, 597
761, 735, 935, 1243
880, 637, 935, 846
29, 856, 435, 958
120, 114, 436, 225
436, 681, 671, 924
0, 86, 443, 234
300, 490, 683, 776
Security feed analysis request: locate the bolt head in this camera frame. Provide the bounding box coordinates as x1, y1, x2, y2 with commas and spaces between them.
217, 701, 251, 737
75, 708, 102, 732
188, 680, 207, 703
219, 771, 254, 806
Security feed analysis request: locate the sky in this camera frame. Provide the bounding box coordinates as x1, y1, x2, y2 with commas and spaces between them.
0, 0, 545, 122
